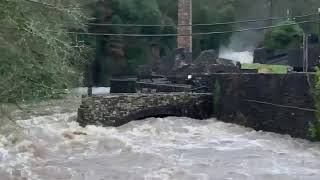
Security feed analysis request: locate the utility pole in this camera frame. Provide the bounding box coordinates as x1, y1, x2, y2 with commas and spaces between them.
286, 9, 290, 20
267, 0, 273, 26
177, 0, 192, 53
303, 32, 309, 72
318, 8, 320, 42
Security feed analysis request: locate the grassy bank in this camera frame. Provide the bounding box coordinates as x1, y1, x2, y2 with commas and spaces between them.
242, 64, 288, 74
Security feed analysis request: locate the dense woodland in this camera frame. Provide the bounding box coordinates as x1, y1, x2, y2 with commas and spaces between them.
87, 0, 320, 86
1, 0, 320, 102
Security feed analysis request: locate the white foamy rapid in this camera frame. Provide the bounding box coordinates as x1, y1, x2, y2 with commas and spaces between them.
0, 96, 320, 180
219, 48, 254, 64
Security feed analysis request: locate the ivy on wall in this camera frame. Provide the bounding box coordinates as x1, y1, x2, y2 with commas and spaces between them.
213, 80, 221, 115
310, 68, 320, 140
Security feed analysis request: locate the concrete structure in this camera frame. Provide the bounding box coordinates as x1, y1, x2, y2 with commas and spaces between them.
151, 73, 317, 139
78, 93, 212, 127
177, 0, 192, 52
209, 73, 316, 139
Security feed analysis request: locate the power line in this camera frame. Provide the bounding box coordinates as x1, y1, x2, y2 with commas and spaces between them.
86, 12, 319, 27
243, 99, 316, 112
66, 19, 320, 37
21, 1, 319, 27
2, 19, 319, 37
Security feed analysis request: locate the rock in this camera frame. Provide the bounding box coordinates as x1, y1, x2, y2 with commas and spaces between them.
194, 49, 218, 64
73, 131, 87, 136
154, 48, 192, 75
62, 132, 75, 140
216, 58, 239, 67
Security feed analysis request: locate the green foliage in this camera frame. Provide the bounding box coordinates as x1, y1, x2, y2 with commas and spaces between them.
0, 0, 92, 102
91, 0, 176, 85
264, 20, 303, 50
87, 0, 320, 86
310, 68, 320, 140
192, 0, 235, 55
213, 80, 221, 114
91, 0, 236, 84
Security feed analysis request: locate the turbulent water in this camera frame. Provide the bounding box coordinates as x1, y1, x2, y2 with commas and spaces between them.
1, 92, 320, 180
219, 48, 254, 64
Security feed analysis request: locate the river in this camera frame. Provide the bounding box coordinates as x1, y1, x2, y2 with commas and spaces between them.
0, 90, 320, 180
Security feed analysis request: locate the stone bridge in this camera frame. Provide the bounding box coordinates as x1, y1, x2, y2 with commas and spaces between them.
77, 93, 213, 127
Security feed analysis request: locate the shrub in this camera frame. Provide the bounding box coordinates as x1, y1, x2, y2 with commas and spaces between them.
0, 0, 92, 102
264, 20, 303, 50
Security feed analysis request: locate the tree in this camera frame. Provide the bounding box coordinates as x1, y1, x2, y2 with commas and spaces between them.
264, 20, 303, 50
192, 0, 235, 55
89, 0, 176, 85
85, 0, 320, 85
0, 0, 92, 102
88, 0, 237, 85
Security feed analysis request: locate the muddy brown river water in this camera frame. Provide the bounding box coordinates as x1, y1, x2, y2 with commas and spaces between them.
0, 91, 320, 180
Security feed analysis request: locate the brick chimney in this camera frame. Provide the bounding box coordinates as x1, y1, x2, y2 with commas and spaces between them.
177, 0, 192, 52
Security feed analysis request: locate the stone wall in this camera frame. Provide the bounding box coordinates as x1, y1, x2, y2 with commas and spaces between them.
209, 73, 316, 139
78, 93, 213, 127
137, 82, 192, 93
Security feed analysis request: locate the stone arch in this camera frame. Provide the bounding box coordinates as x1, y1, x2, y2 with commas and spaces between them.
131, 106, 184, 119
78, 93, 213, 127
115, 103, 212, 126
115, 106, 185, 126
